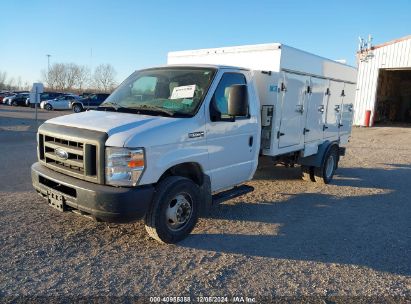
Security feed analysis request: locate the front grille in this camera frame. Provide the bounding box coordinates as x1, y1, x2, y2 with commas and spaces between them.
38, 123, 107, 184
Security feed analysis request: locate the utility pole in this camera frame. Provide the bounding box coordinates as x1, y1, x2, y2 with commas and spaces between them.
46, 54, 51, 73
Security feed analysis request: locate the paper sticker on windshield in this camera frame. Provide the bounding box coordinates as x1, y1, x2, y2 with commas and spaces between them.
170, 85, 196, 99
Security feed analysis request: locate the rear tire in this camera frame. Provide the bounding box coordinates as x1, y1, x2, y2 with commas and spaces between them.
145, 176, 200, 244
73, 104, 83, 113
45, 104, 53, 111
301, 165, 314, 182
11, 101, 18, 106
313, 146, 339, 184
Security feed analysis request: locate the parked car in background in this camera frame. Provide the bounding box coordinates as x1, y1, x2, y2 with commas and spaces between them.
2, 94, 16, 105
40, 94, 81, 110
27, 92, 64, 107
0, 92, 13, 104
7, 93, 30, 106
71, 93, 110, 113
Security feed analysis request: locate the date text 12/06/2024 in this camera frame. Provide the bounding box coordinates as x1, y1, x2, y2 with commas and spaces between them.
149, 296, 256, 303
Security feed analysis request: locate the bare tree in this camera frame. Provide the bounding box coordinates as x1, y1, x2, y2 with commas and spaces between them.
41, 62, 117, 93
65, 63, 78, 90
54, 63, 67, 91
42, 63, 92, 92
6, 77, 15, 90
17, 76, 22, 90
74, 65, 90, 91
0, 71, 7, 90
93, 64, 117, 92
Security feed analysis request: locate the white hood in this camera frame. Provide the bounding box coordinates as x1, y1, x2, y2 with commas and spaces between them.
47, 110, 173, 134
45, 110, 204, 148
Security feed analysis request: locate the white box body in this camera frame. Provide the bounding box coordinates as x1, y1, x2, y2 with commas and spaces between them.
168, 43, 357, 157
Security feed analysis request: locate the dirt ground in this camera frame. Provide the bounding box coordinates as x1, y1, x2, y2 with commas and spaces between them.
0, 104, 410, 302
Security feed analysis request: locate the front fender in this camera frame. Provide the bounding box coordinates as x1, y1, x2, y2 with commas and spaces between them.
138, 141, 210, 185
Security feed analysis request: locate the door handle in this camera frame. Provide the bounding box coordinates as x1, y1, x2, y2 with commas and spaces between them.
303, 128, 310, 135
277, 131, 285, 138
296, 105, 304, 114
323, 125, 328, 131
318, 105, 325, 113
249, 136, 254, 147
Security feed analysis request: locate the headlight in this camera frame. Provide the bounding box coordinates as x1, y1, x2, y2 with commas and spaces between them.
105, 147, 145, 186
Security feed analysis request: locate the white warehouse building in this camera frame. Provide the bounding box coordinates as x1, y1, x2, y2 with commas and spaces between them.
354, 35, 411, 126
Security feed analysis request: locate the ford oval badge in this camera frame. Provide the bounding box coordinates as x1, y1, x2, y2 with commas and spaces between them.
55, 147, 69, 160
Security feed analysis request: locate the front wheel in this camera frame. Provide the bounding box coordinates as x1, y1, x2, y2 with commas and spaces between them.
73, 104, 83, 113
145, 176, 200, 244
11, 101, 18, 106
44, 104, 53, 111
313, 146, 339, 184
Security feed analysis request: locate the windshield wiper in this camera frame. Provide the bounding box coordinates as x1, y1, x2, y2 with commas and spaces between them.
130, 105, 175, 117
98, 101, 126, 111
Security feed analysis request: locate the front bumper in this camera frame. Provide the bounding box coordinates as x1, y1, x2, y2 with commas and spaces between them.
31, 162, 154, 223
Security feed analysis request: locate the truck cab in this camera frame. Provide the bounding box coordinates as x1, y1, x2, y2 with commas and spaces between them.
32, 65, 260, 243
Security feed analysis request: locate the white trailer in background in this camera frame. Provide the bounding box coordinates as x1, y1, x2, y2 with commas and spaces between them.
168, 43, 357, 165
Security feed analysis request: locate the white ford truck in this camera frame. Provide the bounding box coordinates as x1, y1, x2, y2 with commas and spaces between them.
31, 43, 357, 243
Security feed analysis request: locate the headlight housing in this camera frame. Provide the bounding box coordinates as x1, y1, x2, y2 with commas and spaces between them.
105, 147, 145, 186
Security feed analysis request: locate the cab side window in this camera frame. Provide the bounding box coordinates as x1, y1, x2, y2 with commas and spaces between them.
210, 73, 247, 121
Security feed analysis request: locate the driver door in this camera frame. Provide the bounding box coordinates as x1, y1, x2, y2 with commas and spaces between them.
205, 70, 259, 192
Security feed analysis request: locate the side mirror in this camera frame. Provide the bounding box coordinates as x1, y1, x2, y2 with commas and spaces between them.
227, 84, 248, 117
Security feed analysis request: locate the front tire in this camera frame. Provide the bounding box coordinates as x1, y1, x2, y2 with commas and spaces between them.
11, 101, 18, 106
44, 104, 53, 111
313, 146, 339, 184
145, 176, 200, 244
73, 104, 83, 113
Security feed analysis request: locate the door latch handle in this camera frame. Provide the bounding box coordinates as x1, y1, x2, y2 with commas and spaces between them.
277, 131, 285, 138
249, 136, 254, 147
318, 105, 325, 113
303, 128, 310, 135
323, 125, 329, 131
296, 105, 304, 114
334, 105, 340, 113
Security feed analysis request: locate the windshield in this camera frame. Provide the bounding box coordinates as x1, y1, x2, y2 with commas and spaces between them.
99, 67, 216, 117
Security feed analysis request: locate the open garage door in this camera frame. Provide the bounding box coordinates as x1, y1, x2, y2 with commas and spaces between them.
374, 69, 411, 124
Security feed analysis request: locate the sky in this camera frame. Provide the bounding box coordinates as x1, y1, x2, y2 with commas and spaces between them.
1, 0, 410, 86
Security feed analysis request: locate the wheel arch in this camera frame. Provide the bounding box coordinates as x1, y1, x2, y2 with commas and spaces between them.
158, 162, 205, 186
72, 102, 83, 109
299, 140, 339, 168
156, 162, 212, 216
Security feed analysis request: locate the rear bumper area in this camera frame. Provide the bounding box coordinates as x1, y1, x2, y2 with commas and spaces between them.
31, 162, 154, 223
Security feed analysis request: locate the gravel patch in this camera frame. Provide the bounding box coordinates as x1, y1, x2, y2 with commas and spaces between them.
0, 106, 410, 302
